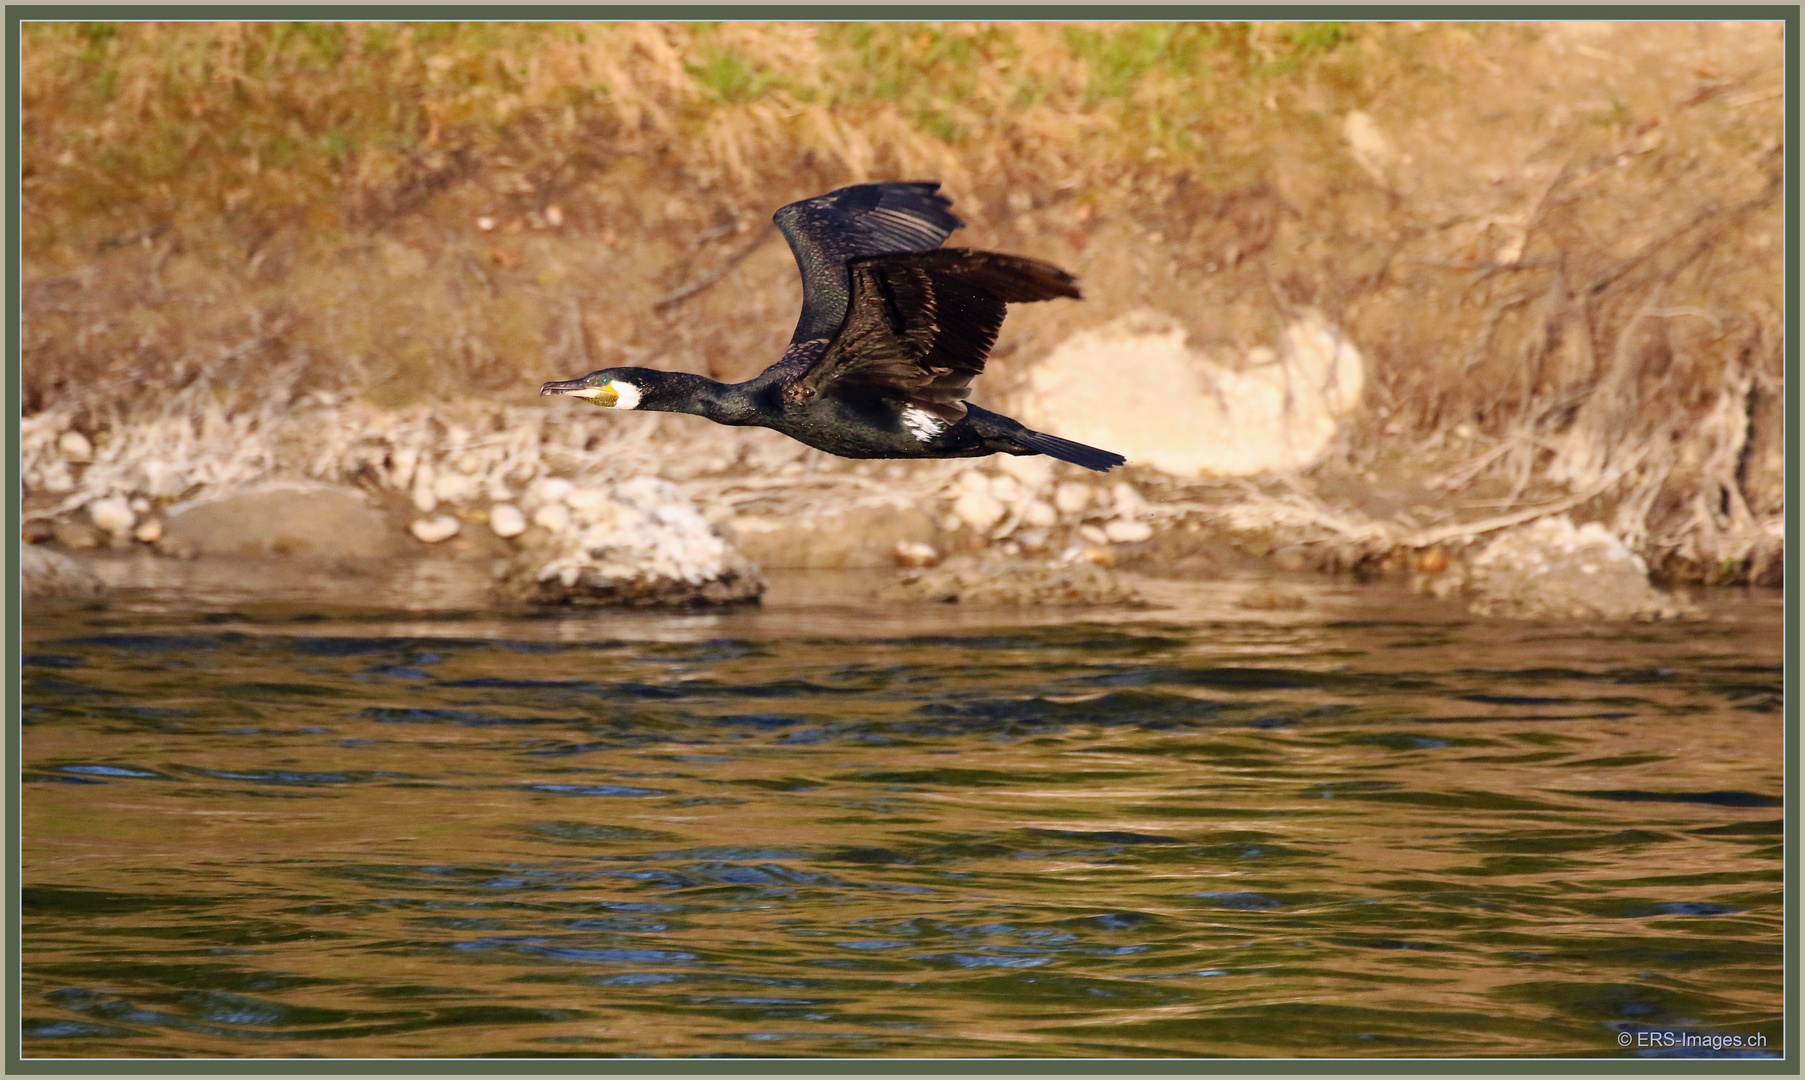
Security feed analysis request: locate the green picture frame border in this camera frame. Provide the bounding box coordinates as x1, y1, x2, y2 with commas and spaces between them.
5, 5, 1796, 1073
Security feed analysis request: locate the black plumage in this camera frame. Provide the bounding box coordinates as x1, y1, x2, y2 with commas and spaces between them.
541, 182, 1126, 472
774, 180, 962, 345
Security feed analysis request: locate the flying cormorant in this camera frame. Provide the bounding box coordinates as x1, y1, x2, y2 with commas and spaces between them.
540, 182, 1125, 472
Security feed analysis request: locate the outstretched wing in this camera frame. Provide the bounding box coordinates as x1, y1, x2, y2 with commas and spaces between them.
796, 249, 1081, 423
773, 182, 963, 345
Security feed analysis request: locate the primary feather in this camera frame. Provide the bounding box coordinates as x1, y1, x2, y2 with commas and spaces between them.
773, 181, 963, 344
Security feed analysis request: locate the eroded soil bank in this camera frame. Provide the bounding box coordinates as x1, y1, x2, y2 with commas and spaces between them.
20, 21, 1784, 601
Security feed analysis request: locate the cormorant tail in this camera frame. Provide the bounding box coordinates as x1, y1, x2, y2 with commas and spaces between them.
1014, 430, 1126, 472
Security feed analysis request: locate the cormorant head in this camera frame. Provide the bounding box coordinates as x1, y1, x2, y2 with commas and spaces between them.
539, 368, 645, 410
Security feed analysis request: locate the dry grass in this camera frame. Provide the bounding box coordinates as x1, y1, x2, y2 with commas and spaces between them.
19, 20, 1785, 582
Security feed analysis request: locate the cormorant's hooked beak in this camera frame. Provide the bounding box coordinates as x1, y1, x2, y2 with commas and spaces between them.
540, 377, 619, 408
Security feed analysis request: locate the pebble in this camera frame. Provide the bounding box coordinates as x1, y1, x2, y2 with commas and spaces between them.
531, 477, 576, 505
1054, 482, 1092, 515
1021, 499, 1059, 528
58, 430, 93, 462
410, 515, 462, 544
532, 503, 573, 534
566, 488, 612, 521
1104, 519, 1154, 543
87, 496, 135, 535
389, 446, 419, 489
489, 503, 528, 539
135, 459, 188, 498
953, 490, 1006, 531
988, 474, 1023, 503
1079, 524, 1110, 546
129, 497, 151, 514
1112, 482, 1146, 516
434, 470, 480, 503
411, 461, 439, 512
997, 455, 1054, 490
958, 470, 991, 494
132, 518, 163, 544
1078, 544, 1117, 567
893, 540, 941, 567
38, 460, 75, 493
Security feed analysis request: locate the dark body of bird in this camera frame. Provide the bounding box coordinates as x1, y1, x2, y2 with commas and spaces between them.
541, 182, 1125, 472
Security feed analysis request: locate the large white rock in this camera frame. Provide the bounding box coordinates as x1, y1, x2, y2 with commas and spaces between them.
505, 477, 763, 607
1017, 310, 1364, 477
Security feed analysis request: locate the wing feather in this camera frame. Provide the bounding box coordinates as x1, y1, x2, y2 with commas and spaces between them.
797, 249, 1080, 423
773, 182, 962, 344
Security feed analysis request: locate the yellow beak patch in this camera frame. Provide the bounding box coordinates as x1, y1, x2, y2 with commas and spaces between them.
570, 385, 620, 408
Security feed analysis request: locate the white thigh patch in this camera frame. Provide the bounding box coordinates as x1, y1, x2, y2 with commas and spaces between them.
901, 405, 948, 443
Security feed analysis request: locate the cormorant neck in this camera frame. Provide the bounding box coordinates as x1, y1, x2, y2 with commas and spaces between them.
641, 370, 755, 425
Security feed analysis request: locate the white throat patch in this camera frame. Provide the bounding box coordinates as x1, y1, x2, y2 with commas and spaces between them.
569, 380, 642, 410
609, 380, 642, 410
901, 405, 948, 443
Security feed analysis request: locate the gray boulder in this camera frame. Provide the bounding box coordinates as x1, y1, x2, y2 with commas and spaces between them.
159, 481, 404, 559
879, 550, 1144, 606
1464, 516, 1696, 621
21, 546, 105, 601
726, 504, 939, 569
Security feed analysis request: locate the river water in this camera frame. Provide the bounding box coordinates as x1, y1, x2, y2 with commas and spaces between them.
19, 556, 1785, 1059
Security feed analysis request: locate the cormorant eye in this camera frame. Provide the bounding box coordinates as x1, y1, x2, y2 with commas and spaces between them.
600, 377, 612, 386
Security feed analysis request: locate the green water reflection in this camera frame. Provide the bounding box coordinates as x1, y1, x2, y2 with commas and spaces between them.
20, 563, 1784, 1058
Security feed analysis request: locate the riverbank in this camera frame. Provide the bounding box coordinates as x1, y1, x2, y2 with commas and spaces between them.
20, 21, 1785, 599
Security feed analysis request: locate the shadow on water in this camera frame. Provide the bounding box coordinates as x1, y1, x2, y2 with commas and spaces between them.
20, 559, 1784, 1058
